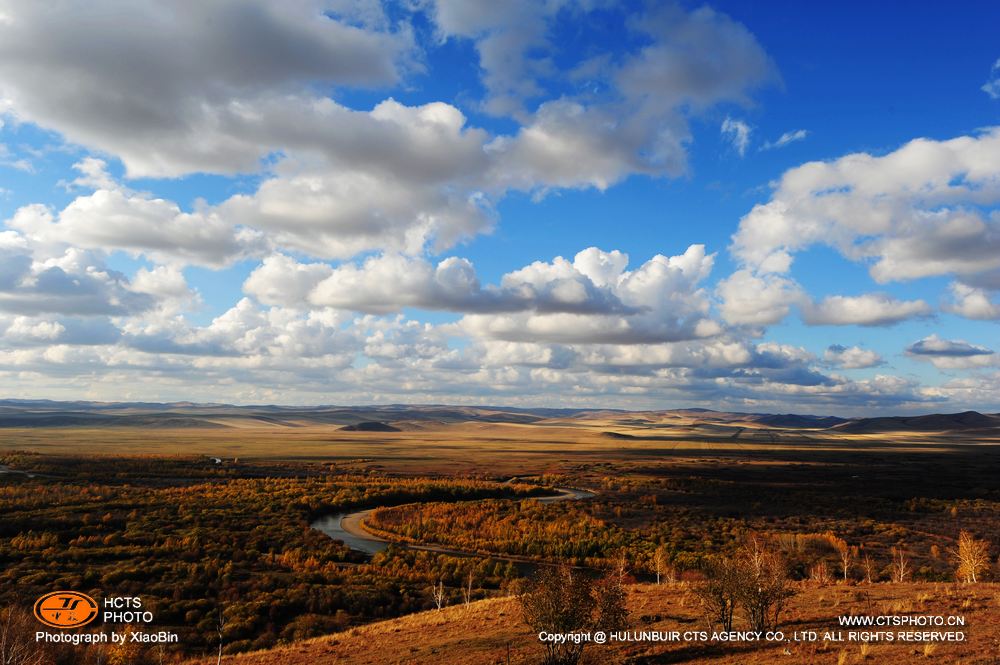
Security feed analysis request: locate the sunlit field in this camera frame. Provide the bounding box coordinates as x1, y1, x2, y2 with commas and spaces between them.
4, 411, 1000, 664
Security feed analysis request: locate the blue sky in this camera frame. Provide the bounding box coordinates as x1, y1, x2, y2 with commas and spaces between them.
1, 0, 999, 414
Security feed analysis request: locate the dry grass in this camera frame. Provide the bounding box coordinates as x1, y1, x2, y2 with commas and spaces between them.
186, 597, 533, 665
180, 583, 998, 665
0, 416, 978, 476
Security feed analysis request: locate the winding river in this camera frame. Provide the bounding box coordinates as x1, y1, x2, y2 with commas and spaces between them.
0, 464, 37, 478
311, 487, 595, 557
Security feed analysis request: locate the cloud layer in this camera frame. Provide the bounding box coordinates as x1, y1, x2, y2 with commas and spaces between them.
0, 2, 998, 414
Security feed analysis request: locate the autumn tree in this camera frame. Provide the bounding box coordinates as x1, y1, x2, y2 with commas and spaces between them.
216, 604, 227, 665
612, 548, 630, 586
890, 547, 910, 583
652, 545, 673, 585
518, 566, 627, 665
735, 535, 794, 633
462, 571, 475, 606
953, 531, 990, 583
695, 556, 739, 632
0, 605, 52, 665
828, 536, 856, 583
861, 552, 876, 584
431, 579, 446, 611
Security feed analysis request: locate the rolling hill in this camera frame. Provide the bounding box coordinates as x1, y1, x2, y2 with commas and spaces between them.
832, 410, 1000, 433
0, 399, 997, 436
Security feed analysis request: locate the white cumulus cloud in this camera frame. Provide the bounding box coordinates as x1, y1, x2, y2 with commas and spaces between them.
731, 129, 1000, 285
823, 344, 883, 369
716, 269, 803, 326
945, 282, 1000, 320
801, 293, 932, 327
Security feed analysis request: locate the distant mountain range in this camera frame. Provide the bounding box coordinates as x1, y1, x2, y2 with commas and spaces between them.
0, 399, 997, 434
0, 400, 601, 429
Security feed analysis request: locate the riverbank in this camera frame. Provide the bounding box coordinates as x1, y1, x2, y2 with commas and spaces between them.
311, 487, 595, 560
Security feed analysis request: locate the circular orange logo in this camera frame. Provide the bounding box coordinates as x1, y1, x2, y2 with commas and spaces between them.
33, 591, 99, 629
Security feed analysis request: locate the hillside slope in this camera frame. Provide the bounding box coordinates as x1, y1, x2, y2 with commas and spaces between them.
186, 583, 999, 665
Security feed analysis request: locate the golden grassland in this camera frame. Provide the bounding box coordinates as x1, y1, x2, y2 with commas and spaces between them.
1, 415, 992, 476
182, 582, 1000, 665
